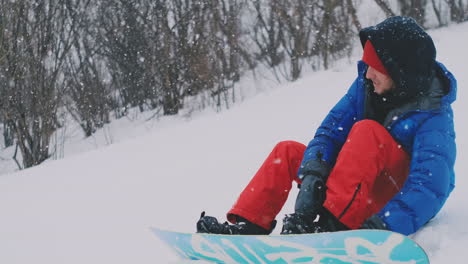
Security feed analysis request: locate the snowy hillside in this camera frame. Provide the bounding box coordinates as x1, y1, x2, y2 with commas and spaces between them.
0, 22, 467, 263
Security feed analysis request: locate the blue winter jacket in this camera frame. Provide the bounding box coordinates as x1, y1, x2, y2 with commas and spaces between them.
300, 60, 456, 235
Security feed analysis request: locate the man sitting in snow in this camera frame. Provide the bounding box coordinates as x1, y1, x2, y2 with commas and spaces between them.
196, 16, 457, 236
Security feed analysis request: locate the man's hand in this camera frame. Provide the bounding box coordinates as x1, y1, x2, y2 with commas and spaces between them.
294, 174, 326, 215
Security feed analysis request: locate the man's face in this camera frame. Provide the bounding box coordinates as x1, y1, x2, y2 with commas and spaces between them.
366, 66, 394, 95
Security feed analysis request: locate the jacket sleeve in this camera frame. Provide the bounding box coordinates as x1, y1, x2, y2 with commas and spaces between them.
377, 112, 456, 235
298, 78, 362, 180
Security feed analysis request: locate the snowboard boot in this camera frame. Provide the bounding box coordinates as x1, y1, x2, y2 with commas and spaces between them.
281, 207, 349, 234
196, 211, 276, 235
313, 207, 349, 232
281, 212, 319, 234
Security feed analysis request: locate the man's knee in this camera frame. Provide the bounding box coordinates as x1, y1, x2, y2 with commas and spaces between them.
349, 119, 388, 137
274, 141, 306, 153
352, 119, 383, 131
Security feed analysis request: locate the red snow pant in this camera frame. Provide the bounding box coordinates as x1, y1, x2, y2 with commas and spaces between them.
227, 120, 410, 230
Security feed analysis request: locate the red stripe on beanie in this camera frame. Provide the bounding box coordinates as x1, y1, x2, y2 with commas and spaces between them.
362, 40, 389, 76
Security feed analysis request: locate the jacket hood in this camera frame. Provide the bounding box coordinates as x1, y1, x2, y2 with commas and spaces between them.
359, 16, 436, 104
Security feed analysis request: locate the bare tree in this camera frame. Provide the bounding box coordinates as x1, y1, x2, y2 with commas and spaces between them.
182, 1, 216, 97
148, 0, 251, 112
64, 1, 111, 137
252, 0, 284, 69
307, 0, 355, 70
446, 0, 467, 22
431, 0, 447, 26
346, 0, 362, 31
373, 0, 397, 17
0, 18, 14, 148
0, 0, 79, 168
208, 0, 251, 107
398, 0, 428, 27
272, 0, 314, 81
155, 0, 188, 115
1, 120, 14, 148
212, 0, 246, 82
97, 0, 157, 115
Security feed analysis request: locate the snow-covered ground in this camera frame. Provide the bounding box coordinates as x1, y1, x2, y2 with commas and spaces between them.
0, 21, 467, 263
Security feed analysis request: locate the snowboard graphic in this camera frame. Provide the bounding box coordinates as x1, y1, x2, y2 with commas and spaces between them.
151, 227, 429, 263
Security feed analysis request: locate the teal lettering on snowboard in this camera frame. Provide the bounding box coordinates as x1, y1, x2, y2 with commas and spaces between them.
152, 228, 429, 264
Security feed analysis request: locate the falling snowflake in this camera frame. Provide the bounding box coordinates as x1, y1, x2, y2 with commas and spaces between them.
273, 158, 282, 164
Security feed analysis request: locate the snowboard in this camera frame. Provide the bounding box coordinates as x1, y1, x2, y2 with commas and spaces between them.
151, 227, 429, 264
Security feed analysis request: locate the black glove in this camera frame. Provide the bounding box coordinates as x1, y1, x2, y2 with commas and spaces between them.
294, 174, 326, 215
295, 156, 330, 215
360, 214, 388, 230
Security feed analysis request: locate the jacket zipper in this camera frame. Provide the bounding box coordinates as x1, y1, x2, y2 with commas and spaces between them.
338, 183, 361, 220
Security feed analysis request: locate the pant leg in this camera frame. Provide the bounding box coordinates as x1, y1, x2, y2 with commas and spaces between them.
324, 120, 410, 229
227, 141, 306, 230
